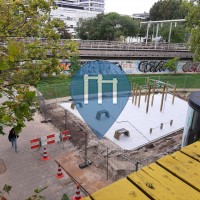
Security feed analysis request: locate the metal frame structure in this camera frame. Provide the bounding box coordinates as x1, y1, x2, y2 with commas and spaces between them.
140, 19, 186, 47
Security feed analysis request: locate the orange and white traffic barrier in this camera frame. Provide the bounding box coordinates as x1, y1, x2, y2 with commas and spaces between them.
72, 185, 82, 200
56, 164, 64, 179
30, 130, 70, 149
40, 133, 60, 146
30, 138, 41, 149
61, 130, 71, 141
41, 147, 50, 161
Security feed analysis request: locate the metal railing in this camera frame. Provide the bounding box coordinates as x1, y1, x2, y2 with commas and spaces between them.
0, 37, 190, 52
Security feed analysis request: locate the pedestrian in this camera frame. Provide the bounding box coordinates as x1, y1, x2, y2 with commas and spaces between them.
8, 128, 19, 152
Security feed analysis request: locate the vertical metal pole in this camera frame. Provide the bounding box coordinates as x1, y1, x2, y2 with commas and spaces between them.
135, 84, 138, 105
65, 110, 67, 130
146, 23, 150, 45
155, 23, 159, 49
106, 147, 109, 180
85, 132, 88, 163
132, 83, 135, 104
168, 22, 173, 43
135, 161, 140, 171
138, 86, 142, 108
172, 85, 176, 105
43, 98, 47, 122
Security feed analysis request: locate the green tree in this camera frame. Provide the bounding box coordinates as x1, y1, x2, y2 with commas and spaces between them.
186, 0, 200, 61
76, 12, 139, 40
159, 23, 188, 42
0, 0, 78, 135
149, 0, 190, 20
164, 57, 180, 73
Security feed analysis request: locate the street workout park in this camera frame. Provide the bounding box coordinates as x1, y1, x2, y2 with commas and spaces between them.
60, 74, 188, 150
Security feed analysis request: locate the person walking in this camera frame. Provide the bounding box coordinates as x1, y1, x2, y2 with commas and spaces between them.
8, 128, 19, 152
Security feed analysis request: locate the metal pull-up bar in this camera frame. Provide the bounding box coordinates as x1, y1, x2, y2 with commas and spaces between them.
140, 19, 186, 45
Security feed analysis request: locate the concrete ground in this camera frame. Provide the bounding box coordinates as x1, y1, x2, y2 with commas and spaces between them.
0, 112, 80, 200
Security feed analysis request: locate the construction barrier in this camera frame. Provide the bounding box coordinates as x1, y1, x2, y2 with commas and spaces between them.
41, 147, 50, 161
30, 138, 41, 149
56, 164, 64, 179
61, 130, 71, 141
72, 185, 83, 200
30, 130, 71, 149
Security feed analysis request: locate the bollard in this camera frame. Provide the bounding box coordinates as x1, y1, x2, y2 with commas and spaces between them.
160, 123, 163, 130
135, 161, 140, 171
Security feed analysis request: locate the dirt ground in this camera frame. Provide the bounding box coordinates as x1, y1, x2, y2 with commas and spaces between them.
43, 91, 189, 181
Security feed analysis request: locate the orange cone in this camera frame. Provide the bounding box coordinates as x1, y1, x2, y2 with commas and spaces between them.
72, 185, 83, 200
41, 147, 50, 161
56, 164, 64, 179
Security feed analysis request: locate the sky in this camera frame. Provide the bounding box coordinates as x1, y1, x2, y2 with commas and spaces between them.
104, 0, 159, 15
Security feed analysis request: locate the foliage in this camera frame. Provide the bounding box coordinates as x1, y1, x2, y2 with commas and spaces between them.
0, 0, 78, 135
159, 23, 188, 43
61, 194, 70, 200
149, 0, 190, 20
0, 184, 12, 200
69, 54, 80, 76
56, 19, 71, 39
26, 187, 47, 200
186, 0, 200, 61
76, 12, 139, 40
164, 57, 180, 73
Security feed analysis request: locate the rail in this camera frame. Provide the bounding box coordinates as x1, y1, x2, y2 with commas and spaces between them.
0, 37, 190, 52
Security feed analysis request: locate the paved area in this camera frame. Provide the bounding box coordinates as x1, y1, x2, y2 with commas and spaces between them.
56, 151, 110, 194
0, 112, 79, 200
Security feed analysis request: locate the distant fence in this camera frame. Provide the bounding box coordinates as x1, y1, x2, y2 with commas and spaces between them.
37, 75, 200, 100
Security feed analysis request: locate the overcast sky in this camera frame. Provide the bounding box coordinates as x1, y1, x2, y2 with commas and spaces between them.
104, 0, 159, 15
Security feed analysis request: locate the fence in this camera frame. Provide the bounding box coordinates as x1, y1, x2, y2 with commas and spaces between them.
36, 73, 192, 182
36, 89, 183, 182
37, 75, 200, 101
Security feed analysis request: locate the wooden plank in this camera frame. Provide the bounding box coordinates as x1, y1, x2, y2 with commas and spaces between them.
128, 163, 200, 200
157, 151, 200, 192
181, 141, 200, 162
83, 197, 92, 200
91, 178, 150, 200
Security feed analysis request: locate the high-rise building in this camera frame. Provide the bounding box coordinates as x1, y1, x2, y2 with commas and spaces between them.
51, 0, 102, 36
77, 0, 105, 13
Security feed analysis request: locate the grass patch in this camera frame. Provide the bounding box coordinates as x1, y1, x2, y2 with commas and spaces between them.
37, 74, 200, 99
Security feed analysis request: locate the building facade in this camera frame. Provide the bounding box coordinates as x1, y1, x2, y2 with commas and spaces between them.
77, 0, 105, 12
51, 0, 104, 35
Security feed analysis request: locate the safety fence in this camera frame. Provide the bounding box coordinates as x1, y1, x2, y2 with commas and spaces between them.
36, 91, 183, 182
30, 130, 71, 149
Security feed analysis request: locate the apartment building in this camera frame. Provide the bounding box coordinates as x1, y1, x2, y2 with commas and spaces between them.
50, 0, 104, 35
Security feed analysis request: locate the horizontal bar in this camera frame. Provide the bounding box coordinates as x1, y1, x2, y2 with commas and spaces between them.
31, 144, 40, 149
30, 138, 40, 143
141, 19, 185, 24
47, 134, 55, 139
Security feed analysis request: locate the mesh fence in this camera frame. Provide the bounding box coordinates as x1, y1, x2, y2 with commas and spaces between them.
37, 75, 200, 100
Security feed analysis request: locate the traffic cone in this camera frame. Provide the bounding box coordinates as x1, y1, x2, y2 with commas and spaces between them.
56, 164, 64, 179
41, 147, 50, 161
72, 185, 82, 200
